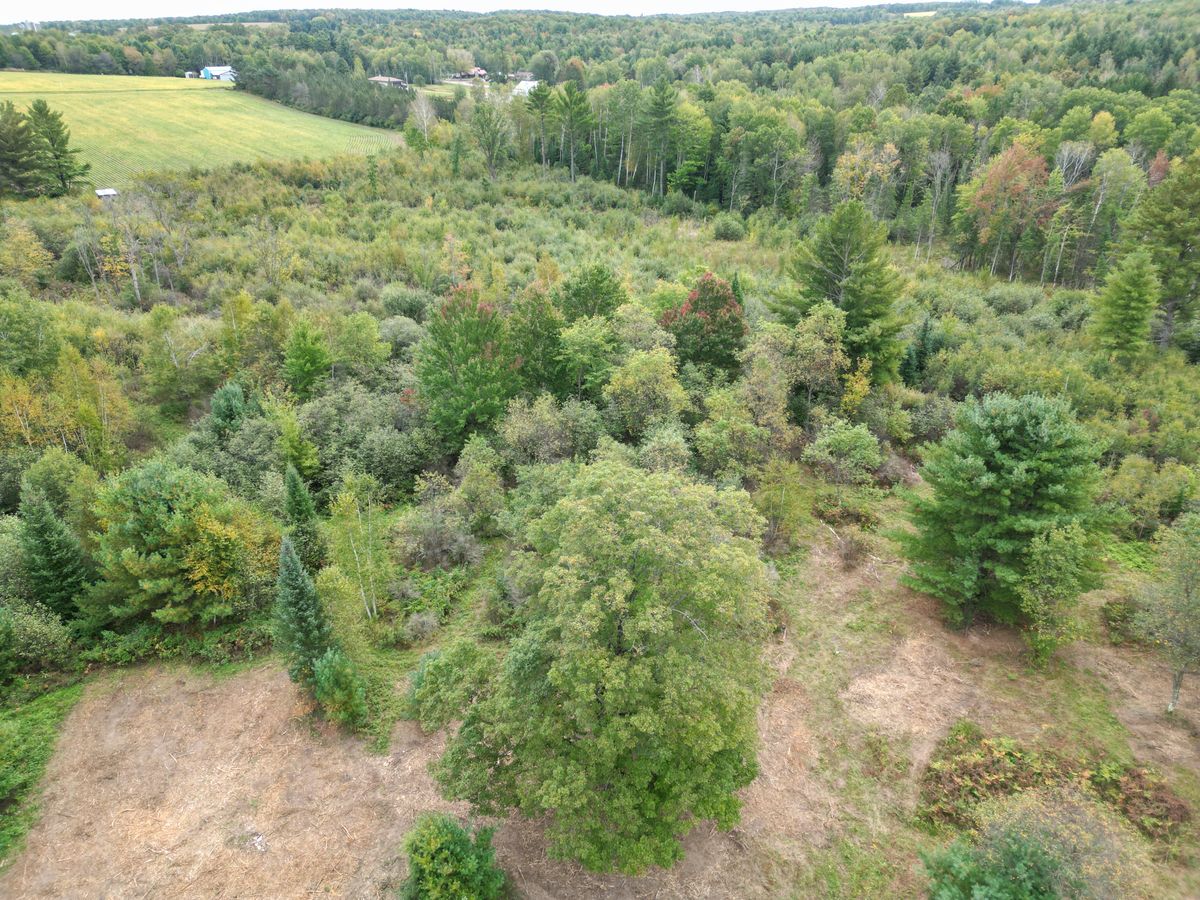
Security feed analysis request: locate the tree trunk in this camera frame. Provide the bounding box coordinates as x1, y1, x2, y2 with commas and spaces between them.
1168, 669, 1185, 713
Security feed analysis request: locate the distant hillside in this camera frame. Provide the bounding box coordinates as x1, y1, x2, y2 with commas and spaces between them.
0, 72, 402, 187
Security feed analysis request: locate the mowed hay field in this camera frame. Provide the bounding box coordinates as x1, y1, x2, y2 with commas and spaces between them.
0, 72, 403, 187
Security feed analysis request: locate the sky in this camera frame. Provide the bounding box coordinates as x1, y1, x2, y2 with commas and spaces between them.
13, 0, 964, 26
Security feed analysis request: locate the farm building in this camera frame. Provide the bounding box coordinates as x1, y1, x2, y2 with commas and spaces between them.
200, 66, 237, 82
367, 75, 408, 88
95, 188, 118, 200
184, 71, 198, 78
513, 79, 540, 97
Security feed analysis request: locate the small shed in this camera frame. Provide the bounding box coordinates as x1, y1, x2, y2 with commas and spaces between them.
184, 71, 198, 79
513, 79, 540, 97
95, 188, 118, 201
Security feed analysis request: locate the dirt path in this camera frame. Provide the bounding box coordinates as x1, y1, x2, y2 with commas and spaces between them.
0, 662, 812, 899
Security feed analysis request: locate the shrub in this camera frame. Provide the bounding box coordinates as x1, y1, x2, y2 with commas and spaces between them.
399, 813, 505, 900
83, 459, 278, 632
802, 418, 883, 486
392, 475, 482, 570
921, 722, 1191, 842
924, 788, 1149, 900
712, 212, 746, 241
0, 603, 72, 674
313, 647, 368, 729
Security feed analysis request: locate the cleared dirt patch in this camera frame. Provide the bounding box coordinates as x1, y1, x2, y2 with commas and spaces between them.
1068, 643, 1200, 774
841, 632, 977, 769
0, 662, 814, 899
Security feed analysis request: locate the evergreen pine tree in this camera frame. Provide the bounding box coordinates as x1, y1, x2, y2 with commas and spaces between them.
1124, 151, 1200, 347
774, 200, 902, 381
0, 101, 43, 197
26, 99, 89, 196
284, 465, 317, 523
274, 536, 333, 686
284, 464, 325, 570
900, 393, 1100, 627
19, 497, 90, 620
1093, 250, 1160, 359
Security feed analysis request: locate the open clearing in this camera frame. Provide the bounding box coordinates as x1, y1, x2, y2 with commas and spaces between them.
4, 532, 1198, 898
0, 72, 402, 187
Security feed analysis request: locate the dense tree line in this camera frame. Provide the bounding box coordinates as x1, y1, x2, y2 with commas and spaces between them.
2, 0, 1200, 888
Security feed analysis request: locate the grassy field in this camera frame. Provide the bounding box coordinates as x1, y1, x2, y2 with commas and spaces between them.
0, 72, 403, 187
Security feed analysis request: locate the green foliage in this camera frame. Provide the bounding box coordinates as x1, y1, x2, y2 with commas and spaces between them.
802, 418, 882, 486
433, 456, 770, 873
712, 212, 746, 241
1124, 150, 1200, 348
901, 393, 1101, 627
415, 288, 519, 450
18, 498, 90, 621
0, 683, 82, 864
312, 646, 368, 729
26, 99, 90, 196
273, 536, 333, 687
407, 640, 497, 732
0, 294, 61, 377
283, 464, 317, 524
602, 348, 688, 441
84, 459, 277, 631
282, 321, 333, 401
921, 722, 1190, 842
555, 263, 626, 322
779, 201, 902, 380
1093, 250, 1160, 359
399, 813, 506, 900
1016, 523, 1100, 665
660, 272, 747, 375
924, 789, 1149, 900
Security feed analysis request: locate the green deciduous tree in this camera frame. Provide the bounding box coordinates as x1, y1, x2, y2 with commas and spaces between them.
1093, 250, 1160, 359
901, 393, 1101, 627
273, 535, 333, 687
555, 263, 626, 322
282, 321, 333, 401
415, 288, 519, 449
1136, 514, 1200, 713
777, 201, 902, 380
470, 95, 512, 179
1016, 523, 1099, 665
431, 456, 770, 873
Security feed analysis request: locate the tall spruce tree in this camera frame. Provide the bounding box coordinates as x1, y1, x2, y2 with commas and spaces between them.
1093, 250, 1160, 359
1124, 150, 1200, 348
26, 99, 89, 196
0, 101, 42, 197
900, 393, 1101, 627
284, 464, 324, 570
19, 497, 90, 620
274, 536, 333, 686
776, 200, 902, 380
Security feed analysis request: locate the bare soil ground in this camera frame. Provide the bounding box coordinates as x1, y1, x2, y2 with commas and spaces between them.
0, 659, 809, 899
4, 535, 1198, 897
